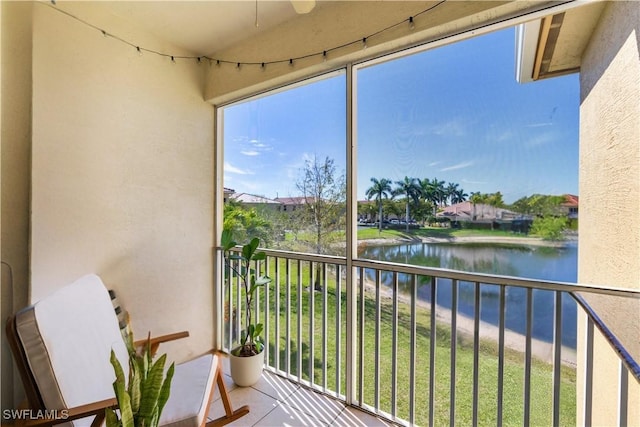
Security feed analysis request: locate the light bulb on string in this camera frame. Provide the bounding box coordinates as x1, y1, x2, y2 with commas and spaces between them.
362, 38, 367, 49
409, 16, 415, 30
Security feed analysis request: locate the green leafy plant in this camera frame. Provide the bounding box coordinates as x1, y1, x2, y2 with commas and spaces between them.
221, 229, 272, 357
105, 332, 175, 427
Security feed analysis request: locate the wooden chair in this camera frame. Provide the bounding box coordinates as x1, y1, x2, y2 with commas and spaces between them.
5, 274, 249, 427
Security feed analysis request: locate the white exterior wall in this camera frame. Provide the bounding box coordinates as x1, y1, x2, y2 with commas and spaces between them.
28, 3, 215, 362
577, 1, 640, 425
1, 0, 34, 410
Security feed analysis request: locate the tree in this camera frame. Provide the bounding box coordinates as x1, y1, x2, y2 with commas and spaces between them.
419, 178, 444, 216
469, 191, 484, 220
357, 200, 377, 222
223, 200, 272, 245
365, 177, 393, 232
530, 216, 567, 240
295, 155, 346, 255
394, 176, 422, 231
445, 182, 459, 206
486, 191, 505, 208
511, 194, 566, 217
450, 188, 468, 204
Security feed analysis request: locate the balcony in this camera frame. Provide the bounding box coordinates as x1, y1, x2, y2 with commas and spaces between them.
210, 357, 393, 426
219, 248, 640, 426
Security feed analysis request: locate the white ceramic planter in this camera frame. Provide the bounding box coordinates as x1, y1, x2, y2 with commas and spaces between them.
229, 349, 264, 387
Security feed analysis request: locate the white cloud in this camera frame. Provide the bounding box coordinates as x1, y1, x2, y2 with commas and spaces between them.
431, 118, 467, 137
440, 161, 474, 172
241, 150, 260, 156
224, 162, 253, 175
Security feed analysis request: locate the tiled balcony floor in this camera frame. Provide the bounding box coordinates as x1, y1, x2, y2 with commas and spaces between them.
209, 356, 395, 426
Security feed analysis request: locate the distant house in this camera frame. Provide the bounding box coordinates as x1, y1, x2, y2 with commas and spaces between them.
437, 201, 521, 222
227, 192, 281, 210
223, 187, 236, 203
561, 194, 579, 219
275, 196, 308, 213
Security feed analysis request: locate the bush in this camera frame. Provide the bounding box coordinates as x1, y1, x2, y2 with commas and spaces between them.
530, 216, 567, 240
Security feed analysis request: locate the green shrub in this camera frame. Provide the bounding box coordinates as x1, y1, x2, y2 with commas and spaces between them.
530, 216, 567, 240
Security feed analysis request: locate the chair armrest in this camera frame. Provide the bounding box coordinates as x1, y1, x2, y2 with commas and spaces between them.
12, 398, 117, 427
134, 331, 190, 356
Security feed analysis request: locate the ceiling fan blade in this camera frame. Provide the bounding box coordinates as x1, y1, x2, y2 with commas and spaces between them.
291, 0, 316, 14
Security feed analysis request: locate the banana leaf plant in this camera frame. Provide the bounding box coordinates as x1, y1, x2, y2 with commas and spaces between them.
106, 332, 175, 427
221, 229, 272, 357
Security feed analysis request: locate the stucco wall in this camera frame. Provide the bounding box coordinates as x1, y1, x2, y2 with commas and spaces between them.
1, 0, 33, 411
577, 1, 640, 425
29, 3, 215, 362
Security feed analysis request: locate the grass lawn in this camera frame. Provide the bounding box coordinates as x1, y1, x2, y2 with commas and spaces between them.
226, 258, 577, 426
358, 226, 523, 241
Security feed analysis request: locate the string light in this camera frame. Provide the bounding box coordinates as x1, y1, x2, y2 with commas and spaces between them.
43, 0, 447, 69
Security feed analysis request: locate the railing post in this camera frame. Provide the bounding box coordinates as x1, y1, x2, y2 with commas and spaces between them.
584, 316, 594, 427
345, 62, 358, 406
618, 361, 628, 427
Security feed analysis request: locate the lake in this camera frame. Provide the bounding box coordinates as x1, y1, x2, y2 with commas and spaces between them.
359, 241, 578, 348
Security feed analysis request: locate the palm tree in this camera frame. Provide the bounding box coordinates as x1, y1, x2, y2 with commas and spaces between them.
451, 188, 468, 204
365, 178, 393, 232
469, 191, 485, 220
420, 178, 446, 215
394, 176, 422, 231
445, 182, 459, 206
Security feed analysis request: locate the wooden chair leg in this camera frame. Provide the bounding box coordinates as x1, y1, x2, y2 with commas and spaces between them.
206, 358, 250, 427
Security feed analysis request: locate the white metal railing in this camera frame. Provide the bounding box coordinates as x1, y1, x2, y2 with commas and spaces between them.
219, 247, 640, 426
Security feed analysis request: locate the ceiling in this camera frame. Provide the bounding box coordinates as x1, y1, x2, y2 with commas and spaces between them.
57, 1, 319, 56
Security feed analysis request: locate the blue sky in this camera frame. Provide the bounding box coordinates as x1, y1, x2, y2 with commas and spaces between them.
224, 27, 579, 204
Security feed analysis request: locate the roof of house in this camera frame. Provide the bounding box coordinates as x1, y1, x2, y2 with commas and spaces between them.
562, 194, 579, 207
228, 193, 280, 205
275, 197, 308, 205
437, 201, 520, 220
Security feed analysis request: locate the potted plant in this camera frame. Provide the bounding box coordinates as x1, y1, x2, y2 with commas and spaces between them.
106, 332, 174, 427
221, 230, 272, 386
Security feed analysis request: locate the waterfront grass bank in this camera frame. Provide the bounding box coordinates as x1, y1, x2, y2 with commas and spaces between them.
256, 258, 577, 426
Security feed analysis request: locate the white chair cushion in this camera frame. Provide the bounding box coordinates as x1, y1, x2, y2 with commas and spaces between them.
15, 274, 129, 424
159, 353, 217, 427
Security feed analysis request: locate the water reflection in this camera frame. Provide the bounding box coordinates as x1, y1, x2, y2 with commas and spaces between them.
359, 242, 578, 348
